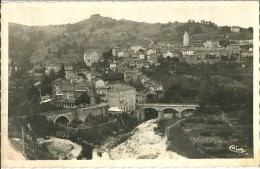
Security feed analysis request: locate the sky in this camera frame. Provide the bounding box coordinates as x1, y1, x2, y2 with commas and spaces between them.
2, 1, 258, 28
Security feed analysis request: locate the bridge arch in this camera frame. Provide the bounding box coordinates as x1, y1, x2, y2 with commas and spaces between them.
179, 108, 197, 117
161, 107, 179, 118
143, 107, 159, 121
54, 115, 70, 125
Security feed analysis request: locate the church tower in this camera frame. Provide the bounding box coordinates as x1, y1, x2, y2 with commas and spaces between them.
183, 31, 189, 47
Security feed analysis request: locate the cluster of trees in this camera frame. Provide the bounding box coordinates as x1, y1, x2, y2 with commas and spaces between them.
56, 42, 84, 58
161, 84, 198, 103
9, 64, 23, 80
219, 39, 235, 48
75, 92, 91, 106
198, 79, 253, 112
66, 23, 84, 32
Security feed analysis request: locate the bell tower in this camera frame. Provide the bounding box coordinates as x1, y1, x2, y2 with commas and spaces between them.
183, 31, 189, 47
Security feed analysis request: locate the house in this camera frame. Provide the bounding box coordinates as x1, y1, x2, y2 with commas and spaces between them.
206, 55, 221, 65
138, 74, 150, 84
182, 55, 199, 65
124, 49, 133, 58
136, 92, 147, 104
231, 26, 240, 32
162, 50, 173, 58
115, 62, 128, 73
117, 50, 125, 57
107, 85, 136, 112
123, 57, 142, 67
203, 41, 219, 49
147, 53, 158, 65
195, 50, 207, 63
227, 44, 240, 59
136, 61, 144, 69
130, 46, 144, 53
145, 81, 163, 92
52, 78, 74, 99
112, 47, 121, 57
51, 78, 77, 108
45, 63, 61, 74
181, 48, 196, 56
139, 53, 145, 60
146, 48, 156, 55
109, 61, 117, 71
84, 51, 100, 66
143, 61, 150, 69
95, 79, 109, 102
171, 50, 181, 58
124, 68, 142, 83
241, 50, 253, 62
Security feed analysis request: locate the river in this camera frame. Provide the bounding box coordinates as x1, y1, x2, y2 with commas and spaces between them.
98, 119, 186, 159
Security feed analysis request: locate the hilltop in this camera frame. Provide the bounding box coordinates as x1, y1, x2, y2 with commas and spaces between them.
9, 14, 253, 69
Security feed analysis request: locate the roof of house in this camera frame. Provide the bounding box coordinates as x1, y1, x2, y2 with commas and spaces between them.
53, 78, 74, 91
52, 98, 76, 104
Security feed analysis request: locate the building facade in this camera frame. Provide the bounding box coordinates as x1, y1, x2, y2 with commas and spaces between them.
84, 51, 100, 66
107, 85, 136, 112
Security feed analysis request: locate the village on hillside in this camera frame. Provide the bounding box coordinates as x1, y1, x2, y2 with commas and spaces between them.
7, 14, 254, 160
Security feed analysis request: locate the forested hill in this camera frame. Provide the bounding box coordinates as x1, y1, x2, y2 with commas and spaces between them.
9, 14, 253, 70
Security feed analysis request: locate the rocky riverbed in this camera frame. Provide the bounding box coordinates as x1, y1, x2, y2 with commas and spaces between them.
109, 119, 186, 159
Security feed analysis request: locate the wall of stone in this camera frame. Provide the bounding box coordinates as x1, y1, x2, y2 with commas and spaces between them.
76, 105, 108, 122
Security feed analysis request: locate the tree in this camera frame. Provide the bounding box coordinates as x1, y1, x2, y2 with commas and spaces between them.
193, 25, 201, 34
95, 95, 101, 104
27, 85, 40, 101
75, 92, 91, 107
219, 39, 231, 48
147, 93, 157, 103
49, 69, 57, 81
58, 64, 66, 79
220, 26, 231, 33
41, 74, 52, 96
248, 27, 253, 33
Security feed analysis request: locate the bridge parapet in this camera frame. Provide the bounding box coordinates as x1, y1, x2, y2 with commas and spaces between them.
136, 103, 199, 121
39, 103, 109, 124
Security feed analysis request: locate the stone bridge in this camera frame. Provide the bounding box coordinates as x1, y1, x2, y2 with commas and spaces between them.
136, 103, 199, 121
39, 103, 109, 125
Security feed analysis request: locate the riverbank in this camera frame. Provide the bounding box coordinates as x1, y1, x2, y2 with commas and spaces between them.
166, 120, 206, 158
109, 119, 186, 159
